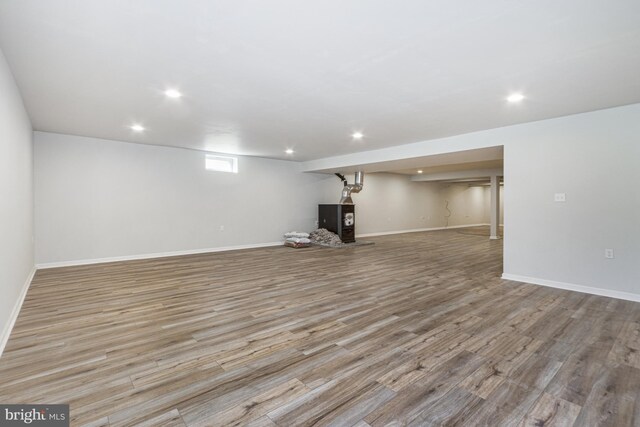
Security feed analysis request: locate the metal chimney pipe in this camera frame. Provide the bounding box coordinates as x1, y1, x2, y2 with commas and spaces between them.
339, 171, 365, 204
354, 171, 364, 187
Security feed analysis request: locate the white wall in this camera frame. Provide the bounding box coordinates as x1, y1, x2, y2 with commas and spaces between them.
35, 139, 489, 265
441, 184, 488, 227
318, 172, 488, 235
0, 49, 34, 351
34, 132, 334, 265
504, 105, 640, 298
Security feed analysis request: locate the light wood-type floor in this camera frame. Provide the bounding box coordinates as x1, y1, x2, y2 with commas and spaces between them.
1, 227, 639, 426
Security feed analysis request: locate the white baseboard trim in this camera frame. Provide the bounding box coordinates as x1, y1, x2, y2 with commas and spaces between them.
37, 225, 496, 268
357, 223, 489, 238
501, 273, 640, 303
36, 241, 283, 269
0, 267, 36, 359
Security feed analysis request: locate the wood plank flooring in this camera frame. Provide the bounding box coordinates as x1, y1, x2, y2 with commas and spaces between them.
1, 226, 639, 426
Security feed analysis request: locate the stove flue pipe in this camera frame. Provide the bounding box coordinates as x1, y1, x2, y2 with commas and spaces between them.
336, 171, 364, 204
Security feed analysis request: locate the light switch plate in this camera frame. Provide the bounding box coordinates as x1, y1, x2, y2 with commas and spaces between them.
554, 193, 566, 202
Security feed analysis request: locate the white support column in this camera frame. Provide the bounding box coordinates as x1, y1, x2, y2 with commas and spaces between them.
490, 175, 501, 240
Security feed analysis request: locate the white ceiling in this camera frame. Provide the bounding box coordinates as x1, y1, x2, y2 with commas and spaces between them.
1, 1, 640, 161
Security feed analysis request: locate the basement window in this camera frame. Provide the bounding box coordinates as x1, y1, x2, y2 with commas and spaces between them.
205, 154, 238, 173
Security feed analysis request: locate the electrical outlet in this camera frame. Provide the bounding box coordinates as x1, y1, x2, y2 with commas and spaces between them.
605, 248, 614, 259
554, 193, 566, 202
219, 225, 225, 231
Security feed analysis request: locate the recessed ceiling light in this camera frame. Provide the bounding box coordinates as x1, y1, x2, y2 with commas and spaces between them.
352, 132, 364, 140
164, 89, 182, 99
285, 149, 294, 154
417, 170, 423, 174
507, 93, 525, 103
130, 124, 145, 132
